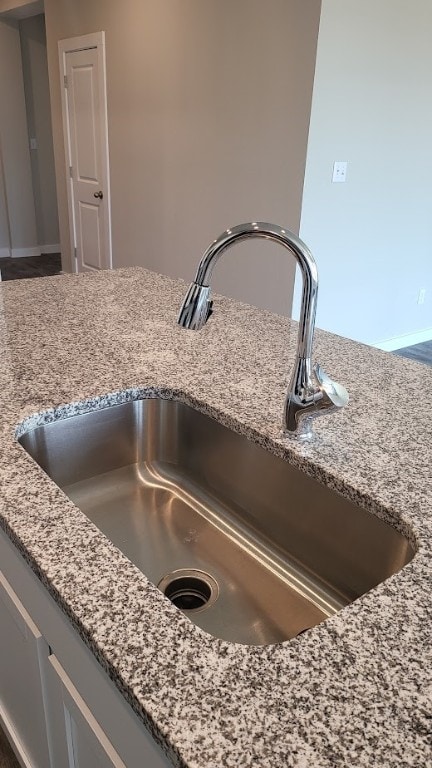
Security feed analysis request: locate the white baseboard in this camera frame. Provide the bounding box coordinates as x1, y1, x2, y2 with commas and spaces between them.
11, 247, 42, 258
4, 244, 60, 258
40, 243, 61, 254
0, 244, 60, 258
374, 327, 432, 351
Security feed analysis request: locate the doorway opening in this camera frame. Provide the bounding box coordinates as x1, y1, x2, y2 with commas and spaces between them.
0, 7, 60, 270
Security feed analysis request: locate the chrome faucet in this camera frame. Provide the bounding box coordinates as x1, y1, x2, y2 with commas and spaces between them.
177, 222, 348, 438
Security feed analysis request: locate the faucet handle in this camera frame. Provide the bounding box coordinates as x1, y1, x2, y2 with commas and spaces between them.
314, 364, 349, 409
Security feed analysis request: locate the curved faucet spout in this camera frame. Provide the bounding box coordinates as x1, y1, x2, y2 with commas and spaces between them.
177, 222, 348, 438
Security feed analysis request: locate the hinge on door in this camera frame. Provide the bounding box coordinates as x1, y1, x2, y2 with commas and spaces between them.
74, 247, 77, 260
69, 166, 73, 178
64, 75, 68, 88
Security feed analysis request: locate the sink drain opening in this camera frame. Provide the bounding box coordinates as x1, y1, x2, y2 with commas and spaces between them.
165, 576, 210, 610
158, 569, 219, 613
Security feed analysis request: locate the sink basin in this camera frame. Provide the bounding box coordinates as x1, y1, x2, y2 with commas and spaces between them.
19, 398, 414, 645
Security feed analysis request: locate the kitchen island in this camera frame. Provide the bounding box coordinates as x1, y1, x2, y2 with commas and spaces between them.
0, 267, 430, 767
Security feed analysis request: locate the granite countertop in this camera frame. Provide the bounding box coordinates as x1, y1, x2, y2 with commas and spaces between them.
0, 267, 431, 768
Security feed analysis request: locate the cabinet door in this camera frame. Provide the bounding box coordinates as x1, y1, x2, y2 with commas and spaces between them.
46, 654, 126, 768
0, 570, 52, 768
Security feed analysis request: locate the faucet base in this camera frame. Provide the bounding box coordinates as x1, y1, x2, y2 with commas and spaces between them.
280, 424, 314, 441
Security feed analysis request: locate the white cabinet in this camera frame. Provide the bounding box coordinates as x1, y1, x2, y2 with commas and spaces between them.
0, 571, 51, 768
44, 654, 126, 768
0, 527, 172, 768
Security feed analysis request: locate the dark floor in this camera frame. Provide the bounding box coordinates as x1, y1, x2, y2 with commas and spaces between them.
393, 340, 432, 367
0, 253, 62, 281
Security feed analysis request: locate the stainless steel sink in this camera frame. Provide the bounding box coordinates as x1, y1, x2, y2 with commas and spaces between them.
19, 399, 414, 645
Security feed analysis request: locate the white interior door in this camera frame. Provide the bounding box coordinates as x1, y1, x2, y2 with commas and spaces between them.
59, 33, 112, 273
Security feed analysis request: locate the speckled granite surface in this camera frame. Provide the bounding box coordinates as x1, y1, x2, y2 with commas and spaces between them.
0, 268, 431, 768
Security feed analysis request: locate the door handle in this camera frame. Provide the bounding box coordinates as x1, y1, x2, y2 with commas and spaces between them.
93, 190, 103, 199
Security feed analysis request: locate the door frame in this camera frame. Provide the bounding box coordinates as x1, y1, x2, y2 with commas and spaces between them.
0, 133, 12, 259
58, 31, 112, 273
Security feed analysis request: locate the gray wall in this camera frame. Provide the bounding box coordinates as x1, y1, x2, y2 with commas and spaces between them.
0, 1, 43, 13
45, 0, 321, 314
20, 13, 59, 249
0, 16, 38, 254
298, 0, 432, 346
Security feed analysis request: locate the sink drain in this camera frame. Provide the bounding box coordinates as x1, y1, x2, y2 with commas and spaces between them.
158, 569, 219, 613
